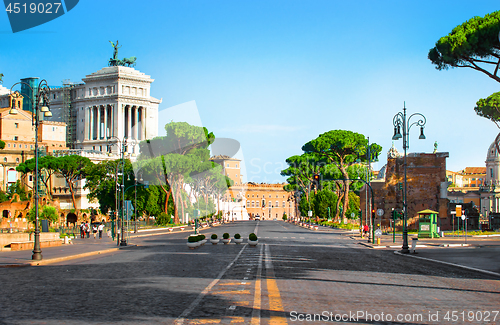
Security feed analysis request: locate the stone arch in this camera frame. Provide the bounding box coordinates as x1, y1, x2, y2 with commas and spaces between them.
66, 212, 77, 226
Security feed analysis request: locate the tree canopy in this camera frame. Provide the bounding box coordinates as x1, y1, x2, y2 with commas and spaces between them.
428, 11, 500, 128
283, 130, 380, 222
428, 11, 500, 82
137, 121, 224, 224
475, 91, 500, 128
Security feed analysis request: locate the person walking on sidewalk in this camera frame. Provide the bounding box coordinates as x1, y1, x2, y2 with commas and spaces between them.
98, 223, 104, 239
363, 224, 369, 237
86, 222, 91, 238
92, 224, 98, 239
80, 223, 85, 238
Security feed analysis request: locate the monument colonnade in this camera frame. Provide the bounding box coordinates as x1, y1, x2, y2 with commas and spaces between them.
85, 103, 146, 144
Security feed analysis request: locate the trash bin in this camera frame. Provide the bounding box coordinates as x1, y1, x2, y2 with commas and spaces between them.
411, 237, 418, 253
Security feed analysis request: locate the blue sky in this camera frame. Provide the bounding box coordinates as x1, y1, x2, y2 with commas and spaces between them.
1, 1, 499, 183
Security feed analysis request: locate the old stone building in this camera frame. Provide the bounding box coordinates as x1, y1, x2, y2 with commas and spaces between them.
361, 149, 450, 230
0, 92, 67, 193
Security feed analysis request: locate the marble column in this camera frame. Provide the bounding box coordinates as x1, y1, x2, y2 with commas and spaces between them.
89, 106, 94, 140
127, 105, 132, 140
133, 106, 138, 140
104, 104, 108, 138
141, 107, 146, 139
97, 105, 101, 139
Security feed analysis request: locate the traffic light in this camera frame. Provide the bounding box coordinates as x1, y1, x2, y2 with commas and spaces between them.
313, 174, 321, 190
358, 210, 362, 219
371, 208, 375, 221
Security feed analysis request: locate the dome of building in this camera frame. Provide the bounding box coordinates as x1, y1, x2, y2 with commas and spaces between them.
387, 142, 402, 159
486, 139, 500, 162
485, 137, 500, 186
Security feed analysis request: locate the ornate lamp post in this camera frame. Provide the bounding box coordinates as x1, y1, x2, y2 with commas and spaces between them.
392, 102, 426, 254
354, 137, 378, 243
9, 80, 52, 261
108, 136, 134, 246
124, 172, 148, 234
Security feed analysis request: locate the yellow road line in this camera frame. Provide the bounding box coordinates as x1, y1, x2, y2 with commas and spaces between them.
265, 244, 288, 324
267, 278, 287, 324
251, 244, 263, 325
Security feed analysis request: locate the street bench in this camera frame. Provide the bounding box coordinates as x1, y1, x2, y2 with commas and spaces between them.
10, 239, 63, 251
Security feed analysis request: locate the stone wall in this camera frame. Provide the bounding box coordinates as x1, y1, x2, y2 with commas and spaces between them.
361, 152, 450, 230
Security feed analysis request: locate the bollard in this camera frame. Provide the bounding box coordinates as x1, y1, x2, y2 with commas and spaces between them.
411, 237, 418, 253
376, 237, 380, 245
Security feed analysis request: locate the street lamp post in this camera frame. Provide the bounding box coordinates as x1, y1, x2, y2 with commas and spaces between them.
9, 80, 52, 261
392, 102, 426, 254
108, 136, 131, 246
124, 175, 148, 234
355, 137, 377, 242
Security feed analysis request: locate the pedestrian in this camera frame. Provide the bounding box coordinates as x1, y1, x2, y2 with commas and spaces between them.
363, 224, 369, 237
98, 223, 104, 239
80, 223, 85, 238
86, 222, 90, 238
92, 224, 98, 239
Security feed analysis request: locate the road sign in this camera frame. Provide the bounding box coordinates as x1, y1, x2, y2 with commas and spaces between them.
351, 212, 355, 218
308, 210, 312, 217
456, 205, 462, 217
374, 229, 382, 237
376, 209, 384, 217
461, 215, 466, 221
123, 200, 134, 220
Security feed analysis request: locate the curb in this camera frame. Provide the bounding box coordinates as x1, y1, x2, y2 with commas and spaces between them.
393, 250, 500, 278
10, 247, 121, 267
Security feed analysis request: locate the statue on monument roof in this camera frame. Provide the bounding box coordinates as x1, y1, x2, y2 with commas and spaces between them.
108, 40, 137, 68
109, 40, 121, 60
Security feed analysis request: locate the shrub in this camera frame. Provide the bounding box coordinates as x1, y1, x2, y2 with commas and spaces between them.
249, 233, 258, 241
199, 234, 205, 240
156, 212, 171, 226
188, 235, 199, 242
223, 232, 230, 239
211, 233, 217, 239
234, 233, 241, 239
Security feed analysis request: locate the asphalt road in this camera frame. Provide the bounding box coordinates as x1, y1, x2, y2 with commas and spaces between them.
0, 220, 498, 325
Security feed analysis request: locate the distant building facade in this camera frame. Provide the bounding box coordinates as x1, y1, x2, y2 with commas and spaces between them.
210, 155, 295, 220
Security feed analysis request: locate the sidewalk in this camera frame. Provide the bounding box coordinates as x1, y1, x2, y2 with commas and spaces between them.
0, 222, 219, 267
0, 235, 123, 267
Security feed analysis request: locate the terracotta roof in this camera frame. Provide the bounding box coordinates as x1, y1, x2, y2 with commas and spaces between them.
462, 167, 486, 174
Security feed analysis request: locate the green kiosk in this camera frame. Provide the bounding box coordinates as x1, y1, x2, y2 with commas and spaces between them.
417, 209, 440, 238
